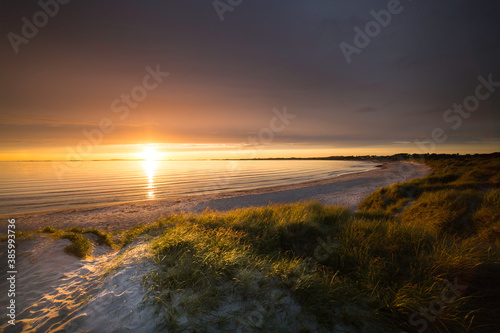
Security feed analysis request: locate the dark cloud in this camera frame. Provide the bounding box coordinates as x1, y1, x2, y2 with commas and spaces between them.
357, 107, 379, 113
0, 0, 499, 155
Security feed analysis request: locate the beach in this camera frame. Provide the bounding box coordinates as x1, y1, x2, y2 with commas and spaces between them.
0, 161, 433, 333
3, 1, 498, 330
2, 162, 431, 234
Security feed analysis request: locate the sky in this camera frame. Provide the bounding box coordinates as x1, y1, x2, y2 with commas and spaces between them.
1, 0, 499, 160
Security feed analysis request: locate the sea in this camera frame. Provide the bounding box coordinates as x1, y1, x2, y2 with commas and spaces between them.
0, 160, 376, 215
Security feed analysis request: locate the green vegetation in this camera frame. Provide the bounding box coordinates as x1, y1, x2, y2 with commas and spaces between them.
360, 154, 500, 241
139, 154, 499, 331
36, 226, 115, 258
24, 154, 500, 331
116, 220, 171, 247
60, 232, 93, 258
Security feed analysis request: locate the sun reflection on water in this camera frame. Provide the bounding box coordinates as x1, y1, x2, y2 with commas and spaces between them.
142, 159, 159, 199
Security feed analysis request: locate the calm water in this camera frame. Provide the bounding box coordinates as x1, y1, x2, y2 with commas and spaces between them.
0, 160, 375, 215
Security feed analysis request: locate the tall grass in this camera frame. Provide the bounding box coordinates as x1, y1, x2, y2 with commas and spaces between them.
32, 154, 499, 331
141, 197, 498, 331
141, 155, 500, 331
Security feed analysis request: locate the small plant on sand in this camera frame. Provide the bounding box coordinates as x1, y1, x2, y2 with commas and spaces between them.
35, 226, 115, 258
61, 232, 93, 258
41, 226, 57, 233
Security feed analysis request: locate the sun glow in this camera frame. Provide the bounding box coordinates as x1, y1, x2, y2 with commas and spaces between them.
138, 146, 163, 161
138, 146, 162, 199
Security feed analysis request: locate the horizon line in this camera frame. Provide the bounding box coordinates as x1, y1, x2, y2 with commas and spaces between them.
1, 152, 498, 162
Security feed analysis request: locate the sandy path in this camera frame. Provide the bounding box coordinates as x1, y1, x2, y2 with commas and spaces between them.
0, 235, 160, 332
1, 162, 431, 234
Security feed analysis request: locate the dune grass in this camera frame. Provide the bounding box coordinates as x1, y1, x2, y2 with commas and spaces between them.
37, 226, 114, 258
356, 154, 500, 331
138, 154, 500, 331
137, 197, 498, 332
29, 154, 498, 331
60, 232, 93, 258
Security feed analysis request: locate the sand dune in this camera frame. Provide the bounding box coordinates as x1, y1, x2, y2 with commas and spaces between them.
0, 235, 160, 332
0, 161, 431, 332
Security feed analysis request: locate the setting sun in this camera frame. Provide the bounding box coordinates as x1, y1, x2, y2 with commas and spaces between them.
1, 1, 498, 332
137, 146, 163, 161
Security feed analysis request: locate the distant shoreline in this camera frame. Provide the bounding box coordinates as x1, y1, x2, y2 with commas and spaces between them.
1, 162, 431, 234
1, 152, 498, 162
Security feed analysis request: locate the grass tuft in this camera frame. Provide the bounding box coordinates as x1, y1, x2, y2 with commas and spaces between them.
61, 232, 93, 258
35, 226, 115, 258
